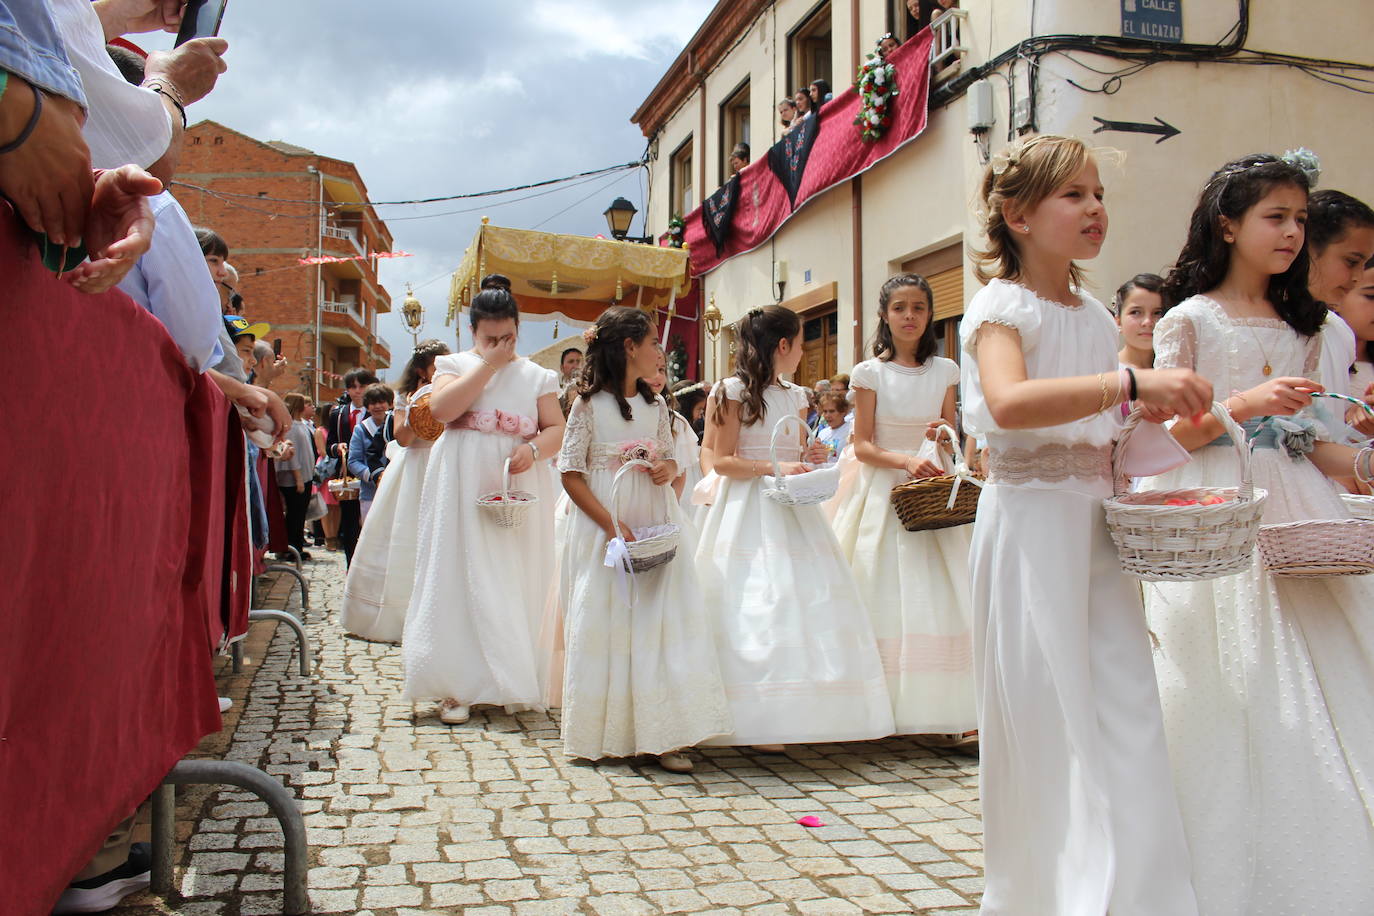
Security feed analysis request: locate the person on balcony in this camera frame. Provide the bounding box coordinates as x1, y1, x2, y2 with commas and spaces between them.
809, 79, 832, 108
792, 87, 814, 124
777, 97, 797, 133
728, 142, 750, 176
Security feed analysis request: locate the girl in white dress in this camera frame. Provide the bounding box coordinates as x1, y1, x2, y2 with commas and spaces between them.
963, 135, 1208, 915
403, 289, 566, 725
1113, 273, 1167, 370
1343, 262, 1374, 422
694, 305, 894, 749
557, 307, 731, 772
829, 274, 976, 738
339, 339, 451, 642
1145, 154, 1374, 915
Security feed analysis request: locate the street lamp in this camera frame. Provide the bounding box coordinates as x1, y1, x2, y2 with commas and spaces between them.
401, 283, 424, 346
603, 197, 653, 243
703, 293, 722, 340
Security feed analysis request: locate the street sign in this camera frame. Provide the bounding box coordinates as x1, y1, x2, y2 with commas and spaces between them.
1121, 0, 1183, 43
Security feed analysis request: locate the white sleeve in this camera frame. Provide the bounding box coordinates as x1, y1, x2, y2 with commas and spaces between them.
129, 194, 225, 372
52, 0, 174, 170
432, 354, 464, 380
536, 366, 561, 399
849, 359, 880, 391
960, 280, 1042, 357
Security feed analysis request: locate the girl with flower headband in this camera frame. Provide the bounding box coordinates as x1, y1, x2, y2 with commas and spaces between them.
339, 338, 451, 643
1145, 153, 1374, 914
402, 288, 565, 726
962, 134, 1210, 914
556, 306, 731, 773
694, 304, 894, 750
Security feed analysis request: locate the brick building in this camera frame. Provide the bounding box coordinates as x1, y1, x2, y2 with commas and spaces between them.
176, 120, 393, 403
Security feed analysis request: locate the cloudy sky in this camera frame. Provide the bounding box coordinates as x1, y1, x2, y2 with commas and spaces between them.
137, 0, 715, 377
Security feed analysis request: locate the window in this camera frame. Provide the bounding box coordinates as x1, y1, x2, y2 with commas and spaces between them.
669, 137, 694, 218
888, 0, 920, 42
788, 2, 832, 97
901, 242, 964, 360
720, 79, 750, 181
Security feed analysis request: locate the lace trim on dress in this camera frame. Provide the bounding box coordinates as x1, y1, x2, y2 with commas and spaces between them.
987, 442, 1114, 485
967, 317, 1027, 354
556, 397, 594, 474
1153, 313, 1199, 371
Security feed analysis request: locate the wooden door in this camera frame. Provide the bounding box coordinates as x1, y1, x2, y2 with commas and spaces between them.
796, 309, 838, 388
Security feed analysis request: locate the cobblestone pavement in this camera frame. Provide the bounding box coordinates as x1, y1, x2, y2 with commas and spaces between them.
115, 551, 983, 915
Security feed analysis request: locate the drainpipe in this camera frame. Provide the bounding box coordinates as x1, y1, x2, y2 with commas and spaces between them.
308, 165, 323, 402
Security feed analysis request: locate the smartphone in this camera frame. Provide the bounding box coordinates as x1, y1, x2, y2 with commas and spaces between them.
175, 0, 229, 46
273, 337, 283, 357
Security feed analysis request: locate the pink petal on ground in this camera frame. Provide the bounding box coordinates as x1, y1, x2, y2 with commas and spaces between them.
796, 816, 826, 828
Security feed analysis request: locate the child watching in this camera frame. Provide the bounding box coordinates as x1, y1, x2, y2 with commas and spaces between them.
348, 383, 394, 522
816, 392, 852, 462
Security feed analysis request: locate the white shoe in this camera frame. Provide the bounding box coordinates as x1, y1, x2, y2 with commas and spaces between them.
218, 697, 232, 713
439, 700, 470, 725
657, 752, 694, 773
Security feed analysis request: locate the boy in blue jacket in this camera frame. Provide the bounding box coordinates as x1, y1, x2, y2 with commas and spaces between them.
348, 383, 394, 522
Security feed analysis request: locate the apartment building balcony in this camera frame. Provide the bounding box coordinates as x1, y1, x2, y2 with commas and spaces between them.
321, 221, 366, 258
370, 334, 391, 369
320, 300, 369, 350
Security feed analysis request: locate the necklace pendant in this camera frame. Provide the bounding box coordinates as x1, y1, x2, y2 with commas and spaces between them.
1263, 364, 1273, 376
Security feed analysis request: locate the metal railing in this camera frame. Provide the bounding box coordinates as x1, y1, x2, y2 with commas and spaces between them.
321, 222, 365, 256
321, 298, 364, 325
930, 8, 970, 78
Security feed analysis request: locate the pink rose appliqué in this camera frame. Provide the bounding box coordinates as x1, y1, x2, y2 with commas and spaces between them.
471, 410, 498, 433
517, 415, 538, 439
497, 411, 521, 435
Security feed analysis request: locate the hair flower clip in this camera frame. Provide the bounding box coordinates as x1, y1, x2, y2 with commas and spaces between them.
582, 326, 598, 346
990, 149, 1017, 177
1281, 147, 1321, 189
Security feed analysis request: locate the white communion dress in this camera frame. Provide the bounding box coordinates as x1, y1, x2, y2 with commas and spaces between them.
338, 392, 436, 642
693, 378, 894, 746
556, 391, 731, 759
1144, 295, 1374, 916
402, 354, 560, 709
670, 410, 702, 512
960, 279, 1197, 916
827, 356, 976, 735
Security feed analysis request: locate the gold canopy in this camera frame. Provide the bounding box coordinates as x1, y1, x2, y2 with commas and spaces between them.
446, 220, 691, 325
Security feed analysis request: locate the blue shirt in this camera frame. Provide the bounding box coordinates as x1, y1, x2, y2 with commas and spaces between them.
348, 416, 389, 502
117, 192, 225, 372
0, 1, 85, 104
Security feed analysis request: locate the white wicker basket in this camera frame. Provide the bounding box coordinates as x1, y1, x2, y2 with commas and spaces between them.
761, 414, 840, 507
1257, 517, 1374, 577
1103, 403, 1268, 581
607, 459, 680, 574
475, 459, 538, 529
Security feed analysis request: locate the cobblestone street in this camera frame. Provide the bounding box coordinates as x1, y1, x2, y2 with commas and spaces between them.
115, 553, 983, 915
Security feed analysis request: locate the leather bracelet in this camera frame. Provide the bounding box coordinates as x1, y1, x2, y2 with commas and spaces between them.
0, 80, 42, 155
143, 79, 187, 128
1125, 367, 1138, 401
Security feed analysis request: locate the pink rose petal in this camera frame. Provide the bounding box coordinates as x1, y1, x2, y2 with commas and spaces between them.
796, 816, 826, 828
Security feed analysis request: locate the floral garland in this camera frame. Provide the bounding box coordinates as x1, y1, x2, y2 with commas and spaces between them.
664, 216, 685, 249
853, 40, 899, 143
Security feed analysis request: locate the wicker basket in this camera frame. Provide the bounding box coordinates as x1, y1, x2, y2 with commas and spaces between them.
761, 415, 841, 507
328, 474, 360, 501
607, 459, 680, 574
1342, 493, 1374, 521
1257, 518, 1374, 577
407, 384, 443, 442
890, 424, 983, 532
1103, 403, 1268, 581
475, 459, 538, 529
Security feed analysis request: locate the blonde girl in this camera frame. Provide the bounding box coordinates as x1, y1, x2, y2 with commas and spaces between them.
962, 135, 1208, 914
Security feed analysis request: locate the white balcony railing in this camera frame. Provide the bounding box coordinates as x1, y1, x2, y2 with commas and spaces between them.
321, 298, 363, 326
930, 8, 970, 79
374, 335, 391, 356
321, 223, 365, 256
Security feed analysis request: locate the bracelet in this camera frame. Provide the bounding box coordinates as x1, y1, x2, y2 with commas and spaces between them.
0, 80, 42, 155
142, 78, 187, 128
1356, 448, 1374, 485
1125, 367, 1138, 401
1096, 373, 1111, 414
528, 441, 540, 461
